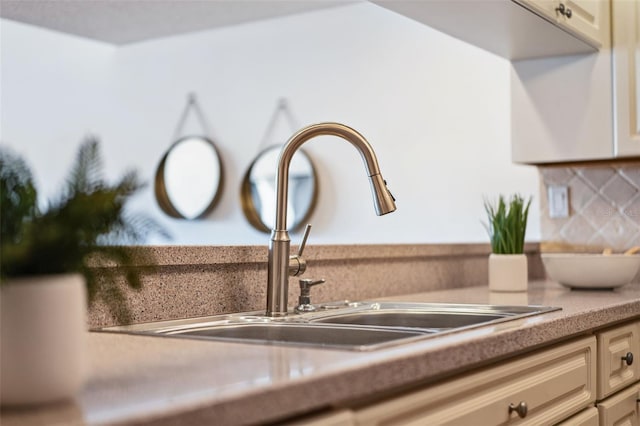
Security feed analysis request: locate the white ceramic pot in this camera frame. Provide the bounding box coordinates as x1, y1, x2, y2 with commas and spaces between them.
1, 273, 87, 406
488, 254, 528, 292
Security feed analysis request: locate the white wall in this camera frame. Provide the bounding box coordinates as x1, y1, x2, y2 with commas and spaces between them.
0, 3, 540, 246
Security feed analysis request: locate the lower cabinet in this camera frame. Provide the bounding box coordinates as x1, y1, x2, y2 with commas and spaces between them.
596, 321, 640, 400
353, 336, 596, 425
597, 384, 640, 426
288, 318, 640, 426
557, 407, 599, 426
284, 409, 355, 426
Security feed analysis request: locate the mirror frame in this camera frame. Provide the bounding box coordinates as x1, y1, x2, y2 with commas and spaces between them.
154, 135, 224, 220
240, 145, 318, 233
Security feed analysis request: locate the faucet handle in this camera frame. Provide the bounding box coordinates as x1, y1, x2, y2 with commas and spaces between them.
295, 278, 326, 313
289, 224, 312, 277
297, 224, 312, 257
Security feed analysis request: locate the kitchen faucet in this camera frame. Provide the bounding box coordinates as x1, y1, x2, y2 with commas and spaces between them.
266, 122, 397, 317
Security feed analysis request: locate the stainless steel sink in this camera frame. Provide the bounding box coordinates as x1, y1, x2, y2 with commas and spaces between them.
163, 323, 427, 351
311, 303, 552, 332
100, 302, 559, 351
313, 311, 505, 331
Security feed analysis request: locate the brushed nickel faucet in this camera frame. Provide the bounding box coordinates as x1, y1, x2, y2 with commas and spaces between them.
266, 122, 397, 317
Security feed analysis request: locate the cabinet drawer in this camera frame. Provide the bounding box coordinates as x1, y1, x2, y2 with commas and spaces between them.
353, 336, 596, 425
597, 321, 640, 400
557, 407, 599, 426
597, 384, 639, 426
284, 409, 355, 426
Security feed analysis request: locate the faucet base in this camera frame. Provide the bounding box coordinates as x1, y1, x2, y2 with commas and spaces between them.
266, 232, 290, 317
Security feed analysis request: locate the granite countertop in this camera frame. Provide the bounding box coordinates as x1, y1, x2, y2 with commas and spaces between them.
2, 280, 640, 426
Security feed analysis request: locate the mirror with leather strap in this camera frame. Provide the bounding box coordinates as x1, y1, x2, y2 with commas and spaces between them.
155, 135, 224, 220
154, 94, 224, 220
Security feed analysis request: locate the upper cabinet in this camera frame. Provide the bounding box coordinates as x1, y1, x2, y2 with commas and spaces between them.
374, 0, 640, 164
612, 0, 640, 157
514, 0, 609, 49
511, 0, 640, 164
371, 0, 606, 60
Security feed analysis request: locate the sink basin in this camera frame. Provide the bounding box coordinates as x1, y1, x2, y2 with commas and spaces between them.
312, 303, 552, 332
313, 311, 505, 331
100, 302, 559, 351
163, 323, 427, 351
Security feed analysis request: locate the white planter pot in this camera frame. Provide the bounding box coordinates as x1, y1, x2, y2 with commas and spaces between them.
1, 274, 87, 406
488, 254, 528, 292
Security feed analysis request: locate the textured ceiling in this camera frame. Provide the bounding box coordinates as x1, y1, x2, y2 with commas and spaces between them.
0, 0, 358, 45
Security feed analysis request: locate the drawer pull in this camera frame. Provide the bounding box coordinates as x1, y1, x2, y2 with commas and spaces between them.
621, 352, 634, 366
555, 3, 572, 18
508, 401, 528, 418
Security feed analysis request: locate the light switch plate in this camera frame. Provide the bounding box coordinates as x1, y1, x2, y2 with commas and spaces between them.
548, 185, 569, 218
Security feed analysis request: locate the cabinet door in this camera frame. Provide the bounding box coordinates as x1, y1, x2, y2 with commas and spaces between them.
560, 0, 610, 48
597, 321, 640, 400
612, 0, 640, 156
283, 409, 355, 426
515, 0, 609, 47
353, 336, 596, 425
515, 0, 561, 22
597, 384, 640, 426
557, 407, 599, 426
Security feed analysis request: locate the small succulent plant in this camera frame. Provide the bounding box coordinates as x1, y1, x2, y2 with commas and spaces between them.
484, 194, 532, 255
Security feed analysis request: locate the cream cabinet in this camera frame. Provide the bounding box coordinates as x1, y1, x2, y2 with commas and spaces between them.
370, 0, 605, 60
290, 319, 639, 426
597, 384, 640, 426
283, 409, 355, 426
514, 0, 609, 48
352, 336, 596, 425
511, 0, 640, 163
370, 0, 626, 163
612, 0, 640, 156
558, 407, 600, 426
596, 321, 640, 400
595, 320, 640, 426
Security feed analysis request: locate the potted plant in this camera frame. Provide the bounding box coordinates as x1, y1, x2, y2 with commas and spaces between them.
483, 194, 532, 292
0, 138, 164, 406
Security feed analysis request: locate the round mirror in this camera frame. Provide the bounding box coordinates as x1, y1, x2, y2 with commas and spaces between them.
154, 136, 223, 220
241, 145, 318, 232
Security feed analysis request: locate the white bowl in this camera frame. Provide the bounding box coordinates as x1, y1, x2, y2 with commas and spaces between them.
541, 253, 640, 289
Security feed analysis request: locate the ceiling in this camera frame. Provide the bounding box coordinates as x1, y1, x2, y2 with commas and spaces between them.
0, 0, 359, 45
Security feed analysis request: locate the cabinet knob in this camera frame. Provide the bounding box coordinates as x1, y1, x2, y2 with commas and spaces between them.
508, 401, 528, 418
555, 3, 572, 18
622, 352, 634, 366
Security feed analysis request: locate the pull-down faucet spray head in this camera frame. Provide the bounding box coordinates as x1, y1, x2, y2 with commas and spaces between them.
369, 173, 397, 216
266, 122, 396, 317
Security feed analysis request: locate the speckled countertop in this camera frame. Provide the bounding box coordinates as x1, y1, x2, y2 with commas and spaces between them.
2, 280, 639, 426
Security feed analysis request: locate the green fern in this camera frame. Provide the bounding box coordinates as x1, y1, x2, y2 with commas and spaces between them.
483, 194, 532, 255
0, 138, 169, 324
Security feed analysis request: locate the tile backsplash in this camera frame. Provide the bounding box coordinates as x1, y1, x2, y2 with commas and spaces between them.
538, 162, 640, 251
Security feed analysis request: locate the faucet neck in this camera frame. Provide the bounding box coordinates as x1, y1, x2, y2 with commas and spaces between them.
274, 122, 383, 231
